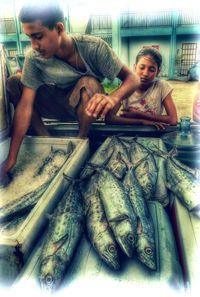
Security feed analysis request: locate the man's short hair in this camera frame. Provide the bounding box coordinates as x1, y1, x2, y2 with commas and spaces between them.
19, 0, 64, 29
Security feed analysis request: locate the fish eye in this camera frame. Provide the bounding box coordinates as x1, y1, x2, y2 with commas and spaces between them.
127, 234, 134, 242
145, 247, 153, 255
45, 274, 53, 284
108, 244, 116, 253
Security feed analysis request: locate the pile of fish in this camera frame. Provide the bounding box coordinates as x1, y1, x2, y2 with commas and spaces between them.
0, 143, 73, 232
1, 135, 199, 293
81, 136, 158, 271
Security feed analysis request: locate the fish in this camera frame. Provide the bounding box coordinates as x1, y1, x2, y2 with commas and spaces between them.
106, 150, 128, 180
129, 139, 158, 201
0, 145, 73, 223
123, 159, 157, 270
0, 212, 28, 235
97, 167, 138, 257
38, 181, 84, 293
80, 137, 114, 180
33, 144, 73, 179
164, 150, 200, 216
82, 173, 120, 270
0, 180, 51, 222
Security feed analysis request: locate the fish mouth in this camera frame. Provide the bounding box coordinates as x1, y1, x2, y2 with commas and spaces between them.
137, 254, 157, 270
40, 274, 56, 293
101, 254, 120, 270
117, 234, 135, 257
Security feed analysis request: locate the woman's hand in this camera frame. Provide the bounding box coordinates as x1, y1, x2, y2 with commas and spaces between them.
142, 119, 169, 129
85, 94, 119, 118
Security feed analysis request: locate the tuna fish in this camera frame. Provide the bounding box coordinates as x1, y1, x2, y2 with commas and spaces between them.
82, 173, 120, 270
38, 181, 84, 293
123, 161, 157, 270
97, 168, 138, 257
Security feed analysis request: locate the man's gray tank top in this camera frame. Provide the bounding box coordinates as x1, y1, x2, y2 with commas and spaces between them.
21, 35, 123, 90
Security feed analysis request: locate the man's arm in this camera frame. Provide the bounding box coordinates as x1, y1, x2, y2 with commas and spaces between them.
0, 86, 36, 181
85, 65, 140, 118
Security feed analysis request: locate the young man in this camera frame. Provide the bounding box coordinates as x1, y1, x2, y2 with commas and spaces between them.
0, 1, 139, 182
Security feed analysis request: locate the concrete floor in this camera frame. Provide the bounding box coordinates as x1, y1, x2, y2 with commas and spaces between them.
169, 80, 198, 121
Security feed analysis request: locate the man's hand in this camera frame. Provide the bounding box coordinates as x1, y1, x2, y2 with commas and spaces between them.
85, 94, 119, 118
0, 158, 16, 184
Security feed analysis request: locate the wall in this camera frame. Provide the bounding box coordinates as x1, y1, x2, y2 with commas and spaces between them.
121, 35, 171, 77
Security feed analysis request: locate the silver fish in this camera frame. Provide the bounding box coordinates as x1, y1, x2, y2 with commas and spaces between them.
106, 150, 128, 180
33, 145, 73, 178
98, 168, 137, 257
80, 137, 114, 180
129, 139, 158, 200
165, 152, 200, 214
39, 182, 84, 293
82, 174, 120, 270
0, 180, 51, 222
0, 145, 72, 223
123, 162, 157, 270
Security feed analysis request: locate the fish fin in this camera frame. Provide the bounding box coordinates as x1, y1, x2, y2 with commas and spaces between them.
137, 218, 143, 235
109, 214, 129, 223
54, 232, 69, 252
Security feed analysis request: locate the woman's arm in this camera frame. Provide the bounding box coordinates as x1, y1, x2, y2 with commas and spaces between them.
121, 92, 178, 125
105, 102, 169, 129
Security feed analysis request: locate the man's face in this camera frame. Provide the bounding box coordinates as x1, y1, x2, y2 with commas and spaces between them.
22, 20, 61, 59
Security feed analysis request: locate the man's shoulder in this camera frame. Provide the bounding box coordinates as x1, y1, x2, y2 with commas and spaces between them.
72, 34, 104, 45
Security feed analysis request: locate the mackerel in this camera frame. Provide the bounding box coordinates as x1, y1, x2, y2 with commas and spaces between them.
97, 168, 137, 257
82, 174, 120, 270
39, 181, 84, 293
123, 160, 157, 270
129, 139, 158, 200
0, 180, 51, 222
0, 146, 72, 222
165, 153, 200, 214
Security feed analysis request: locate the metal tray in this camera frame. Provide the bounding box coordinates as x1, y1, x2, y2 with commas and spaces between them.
0, 136, 89, 285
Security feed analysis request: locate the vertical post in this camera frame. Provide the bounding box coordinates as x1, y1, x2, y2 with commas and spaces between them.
111, 11, 121, 85
169, 10, 179, 80
65, 0, 71, 33
13, 0, 23, 55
